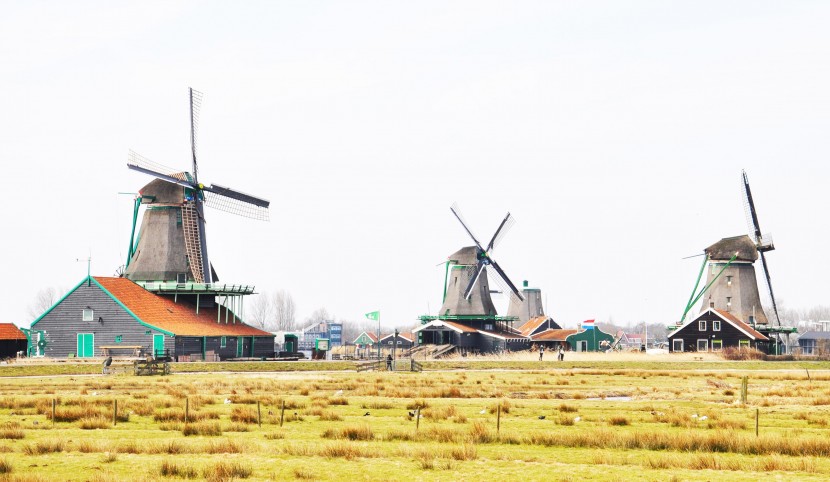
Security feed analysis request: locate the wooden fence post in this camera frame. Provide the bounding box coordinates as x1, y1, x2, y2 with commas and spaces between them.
497, 404, 501, 433
741, 377, 748, 404
257, 401, 261, 428
416, 407, 420, 432
113, 400, 117, 426
280, 400, 285, 427
755, 408, 759, 436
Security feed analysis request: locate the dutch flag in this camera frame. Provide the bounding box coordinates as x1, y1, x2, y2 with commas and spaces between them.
582, 319, 595, 330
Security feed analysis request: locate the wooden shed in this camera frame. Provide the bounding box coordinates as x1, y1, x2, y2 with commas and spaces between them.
0, 324, 28, 359
668, 308, 768, 353
30, 276, 274, 360
565, 327, 614, 352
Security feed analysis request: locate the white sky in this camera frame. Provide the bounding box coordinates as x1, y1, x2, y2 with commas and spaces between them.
2, 1, 828, 330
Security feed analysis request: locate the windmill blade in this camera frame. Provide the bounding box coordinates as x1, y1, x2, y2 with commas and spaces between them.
741, 170, 763, 244
487, 264, 524, 305
463, 262, 486, 300
128, 152, 195, 190
486, 212, 515, 252
450, 203, 484, 250
203, 185, 270, 221
489, 259, 524, 301
759, 251, 781, 326
189, 88, 203, 182
128, 150, 191, 182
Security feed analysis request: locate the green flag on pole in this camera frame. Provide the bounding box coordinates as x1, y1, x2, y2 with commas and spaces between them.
365, 311, 380, 321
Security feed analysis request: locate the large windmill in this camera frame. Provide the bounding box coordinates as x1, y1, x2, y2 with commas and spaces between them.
124, 88, 270, 285
415, 204, 529, 354
438, 204, 525, 317
680, 170, 780, 327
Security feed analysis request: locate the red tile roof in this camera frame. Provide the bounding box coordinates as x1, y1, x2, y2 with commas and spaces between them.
532, 329, 578, 342
715, 309, 768, 341
94, 277, 273, 337
0, 323, 26, 340
442, 321, 479, 333
520, 316, 548, 337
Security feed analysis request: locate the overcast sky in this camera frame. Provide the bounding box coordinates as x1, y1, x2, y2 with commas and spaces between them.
2, 1, 828, 330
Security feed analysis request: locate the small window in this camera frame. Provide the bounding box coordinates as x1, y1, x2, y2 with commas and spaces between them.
698, 320, 706, 331
672, 339, 684, 352
712, 340, 723, 351
726, 276, 732, 286
697, 339, 708, 352
726, 297, 732, 310
397, 340, 402, 345
177, 273, 187, 284
739, 339, 750, 347
115, 335, 123, 343
82, 309, 93, 322
713, 321, 721, 331
220, 336, 227, 348
388, 340, 393, 345
748, 315, 755, 325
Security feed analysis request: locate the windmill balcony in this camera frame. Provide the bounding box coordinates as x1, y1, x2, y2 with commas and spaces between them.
136, 281, 256, 296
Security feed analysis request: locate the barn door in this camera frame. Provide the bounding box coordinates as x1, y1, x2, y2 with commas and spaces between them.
77, 333, 94, 358
153, 334, 165, 358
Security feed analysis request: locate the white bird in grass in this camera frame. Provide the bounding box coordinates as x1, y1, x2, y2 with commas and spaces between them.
335, 390, 344, 396
224, 399, 231, 404
573, 416, 581, 423
698, 416, 708, 421
691, 414, 698, 418
479, 409, 487, 414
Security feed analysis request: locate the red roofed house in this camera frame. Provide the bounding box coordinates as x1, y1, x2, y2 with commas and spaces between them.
0, 323, 28, 359
519, 316, 576, 350
668, 308, 768, 353
29, 276, 274, 360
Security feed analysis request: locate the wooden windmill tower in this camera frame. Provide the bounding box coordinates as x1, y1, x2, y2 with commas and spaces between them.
124, 88, 270, 291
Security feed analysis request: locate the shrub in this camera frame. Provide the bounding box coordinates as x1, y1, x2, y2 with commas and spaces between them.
322, 425, 374, 441
230, 406, 258, 424
721, 347, 765, 360
0, 428, 24, 440
202, 461, 252, 481
558, 403, 578, 413
79, 417, 110, 430
159, 460, 198, 479
609, 416, 629, 426
182, 422, 222, 436
469, 421, 495, 443
22, 440, 66, 455
0, 458, 11, 474
450, 444, 477, 461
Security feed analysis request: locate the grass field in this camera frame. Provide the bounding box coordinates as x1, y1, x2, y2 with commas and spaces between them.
0, 361, 829, 481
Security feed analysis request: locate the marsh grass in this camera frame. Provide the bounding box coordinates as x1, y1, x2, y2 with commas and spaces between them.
182, 421, 222, 436
322, 424, 374, 441
0, 458, 12, 474
22, 440, 65, 455
159, 460, 198, 479
202, 461, 252, 481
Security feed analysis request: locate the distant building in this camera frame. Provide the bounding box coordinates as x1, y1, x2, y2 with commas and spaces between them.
299, 321, 343, 350
520, 316, 575, 349
797, 331, 830, 355
379, 332, 414, 351
565, 321, 614, 352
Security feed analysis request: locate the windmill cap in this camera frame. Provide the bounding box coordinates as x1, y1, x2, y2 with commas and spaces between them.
704, 235, 758, 262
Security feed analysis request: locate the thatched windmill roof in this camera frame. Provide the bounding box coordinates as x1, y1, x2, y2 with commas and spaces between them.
704, 235, 758, 262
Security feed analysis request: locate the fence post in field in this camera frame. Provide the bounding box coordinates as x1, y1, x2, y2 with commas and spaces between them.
741, 377, 748, 404
497, 404, 501, 433
257, 400, 261, 428
113, 400, 117, 426
280, 400, 286, 427
755, 408, 759, 436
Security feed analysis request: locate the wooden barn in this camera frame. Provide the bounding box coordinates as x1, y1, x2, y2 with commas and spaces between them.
30, 276, 274, 360
520, 316, 576, 349
565, 324, 614, 352
0, 324, 28, 359
379, 332, 414, 350
667, 308, 768, 353
412, 319, 529, 354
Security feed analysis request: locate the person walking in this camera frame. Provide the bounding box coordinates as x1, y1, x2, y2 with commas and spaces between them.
386, 354, 393, 371
558, 345, 564, 361
539, 345, 545, 361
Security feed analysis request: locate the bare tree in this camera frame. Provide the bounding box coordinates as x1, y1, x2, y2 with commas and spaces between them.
27, 287, 60, 320
247, 292, 273, 330
304, 307, 331, 327
272, 290, 297, 331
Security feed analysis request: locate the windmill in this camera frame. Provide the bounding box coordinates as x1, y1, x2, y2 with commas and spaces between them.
124, 88, 270, 285
680, 170, 779, 327
437, 204, 524, 318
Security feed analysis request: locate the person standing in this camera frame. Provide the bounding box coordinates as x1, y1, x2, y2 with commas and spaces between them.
558, 345, 564, 361
539, 345, 544, 361
386, 354, 392, 371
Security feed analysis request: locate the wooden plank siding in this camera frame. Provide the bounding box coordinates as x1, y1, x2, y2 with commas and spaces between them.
31, 282, 166, 358
668, 310, 767, 352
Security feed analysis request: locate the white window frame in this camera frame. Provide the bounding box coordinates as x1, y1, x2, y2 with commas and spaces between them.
712, 320, 721, 331
82, 309, 94, 322
712, 340, 723, 351
698, 320, 706, 331
697, 339, 708, 352
672, 339, 683, 352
